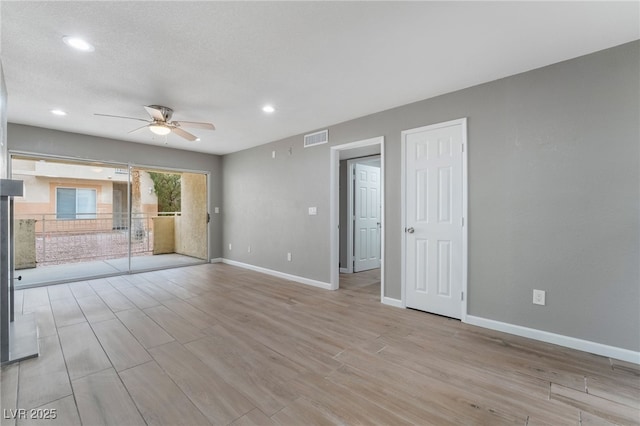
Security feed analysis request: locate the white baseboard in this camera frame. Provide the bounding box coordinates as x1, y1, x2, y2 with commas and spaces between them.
210, 258, 223, 263
339, 268, 349, 274
465, 315, 640, 365
382, 297, 404, 308
221, 259, 333, 290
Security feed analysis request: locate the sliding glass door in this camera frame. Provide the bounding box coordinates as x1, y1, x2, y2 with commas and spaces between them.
11, 155, 208, 288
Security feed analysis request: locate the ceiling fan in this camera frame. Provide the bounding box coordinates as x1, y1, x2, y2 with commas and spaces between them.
95, 105, 215, 141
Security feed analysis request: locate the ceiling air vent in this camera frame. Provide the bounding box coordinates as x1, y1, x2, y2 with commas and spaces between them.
304, 130, 328, 148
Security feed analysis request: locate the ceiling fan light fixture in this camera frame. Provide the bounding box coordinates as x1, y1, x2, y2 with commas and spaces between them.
149, 123, 171, 136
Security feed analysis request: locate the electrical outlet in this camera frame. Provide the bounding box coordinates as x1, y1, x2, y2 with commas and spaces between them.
272, 151, 276, 159
247, 245, 251, 253
214, 207, 219, 214
533, 289, 546, 306
308, 207, 317, 215
228, 243, 232, 251
287, 252, 292, 262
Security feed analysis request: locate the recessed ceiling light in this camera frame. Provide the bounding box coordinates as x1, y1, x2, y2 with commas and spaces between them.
51, 109, 67, 116
262, 105, 275, 113
62, 36, 95, 52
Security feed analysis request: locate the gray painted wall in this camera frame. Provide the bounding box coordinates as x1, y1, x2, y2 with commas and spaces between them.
223, 41, 639, 351
223, 143, 330, 279
1, 64, 7, 179
7, 124, 224, 260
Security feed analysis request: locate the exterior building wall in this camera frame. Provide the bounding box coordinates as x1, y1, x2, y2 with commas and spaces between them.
14, 219, 36, 269
152, 216, 175, 254
176, 173, 207, 259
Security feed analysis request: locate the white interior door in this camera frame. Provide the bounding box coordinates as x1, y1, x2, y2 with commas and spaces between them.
403, 120, 465, 318
354, 163, 381, 272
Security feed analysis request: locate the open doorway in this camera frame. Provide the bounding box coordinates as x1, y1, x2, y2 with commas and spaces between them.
329, 136, 384, 301
343, 155, 381, 274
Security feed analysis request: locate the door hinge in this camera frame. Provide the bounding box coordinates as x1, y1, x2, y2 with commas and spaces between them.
461, 292, 464, 301
461, 143, 465, 153
461, 217, 464, 227
207, 213, 210, 223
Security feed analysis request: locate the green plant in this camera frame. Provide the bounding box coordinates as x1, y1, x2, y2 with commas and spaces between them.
149, 172, 181, 212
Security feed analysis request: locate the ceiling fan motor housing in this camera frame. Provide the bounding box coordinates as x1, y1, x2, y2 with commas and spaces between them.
148, 105, 173, 122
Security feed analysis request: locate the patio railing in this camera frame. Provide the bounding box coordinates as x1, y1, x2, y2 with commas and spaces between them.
15, 212, 180, 267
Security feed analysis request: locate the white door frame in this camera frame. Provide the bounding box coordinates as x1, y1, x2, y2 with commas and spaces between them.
346, 156, 381, 274
330, 136, 384, 298
346, 159, 356, 274
400, 118, 468, 320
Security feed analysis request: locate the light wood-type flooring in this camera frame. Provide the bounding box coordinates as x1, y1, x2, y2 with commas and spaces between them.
1, 264, 638, 425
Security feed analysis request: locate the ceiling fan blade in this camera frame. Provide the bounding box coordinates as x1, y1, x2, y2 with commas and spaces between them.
171, 127, 198, 141
94, 113, 149, 123
128, 124, 150, 134
144, 105, 165, 121
173, 121, 215, 130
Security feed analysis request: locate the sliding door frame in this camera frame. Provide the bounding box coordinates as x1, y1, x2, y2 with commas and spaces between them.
9, 150, 210, 287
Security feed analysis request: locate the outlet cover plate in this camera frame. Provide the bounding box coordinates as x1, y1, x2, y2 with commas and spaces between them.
533, 289, 546, 306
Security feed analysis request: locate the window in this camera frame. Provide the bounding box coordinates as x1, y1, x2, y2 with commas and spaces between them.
56, 188, 97, 219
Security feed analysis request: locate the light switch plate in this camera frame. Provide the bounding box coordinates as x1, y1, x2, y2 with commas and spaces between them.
214, 207, 219, 214
308, 207, 317, 215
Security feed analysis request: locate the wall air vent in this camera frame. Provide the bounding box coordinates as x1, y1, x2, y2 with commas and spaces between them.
304, 130, 328, 148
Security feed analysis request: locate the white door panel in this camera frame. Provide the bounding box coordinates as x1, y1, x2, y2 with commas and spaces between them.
354, 163, 381, 272
404, 122, 464, 318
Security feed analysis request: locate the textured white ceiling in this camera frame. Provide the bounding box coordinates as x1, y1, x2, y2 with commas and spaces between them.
1, 1, 638, 155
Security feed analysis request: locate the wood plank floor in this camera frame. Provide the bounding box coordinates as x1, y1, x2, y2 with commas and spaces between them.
1, 264, 638, 425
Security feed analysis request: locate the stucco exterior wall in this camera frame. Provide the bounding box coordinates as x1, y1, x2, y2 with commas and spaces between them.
15, 219, 36, 269
176, 173, 207, 259
152, 216, 175, 254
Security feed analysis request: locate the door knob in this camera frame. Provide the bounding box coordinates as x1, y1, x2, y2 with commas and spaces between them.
406, 227, 414, 233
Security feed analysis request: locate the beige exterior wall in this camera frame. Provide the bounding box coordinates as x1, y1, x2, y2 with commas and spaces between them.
14, 219, 36, 269
12, 158, 129, 183
12, 158, 158, 226
176, 173, 207, 259
152, 216, 175, 254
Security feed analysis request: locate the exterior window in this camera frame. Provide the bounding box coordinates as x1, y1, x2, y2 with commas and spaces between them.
56, 188, 97, 219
